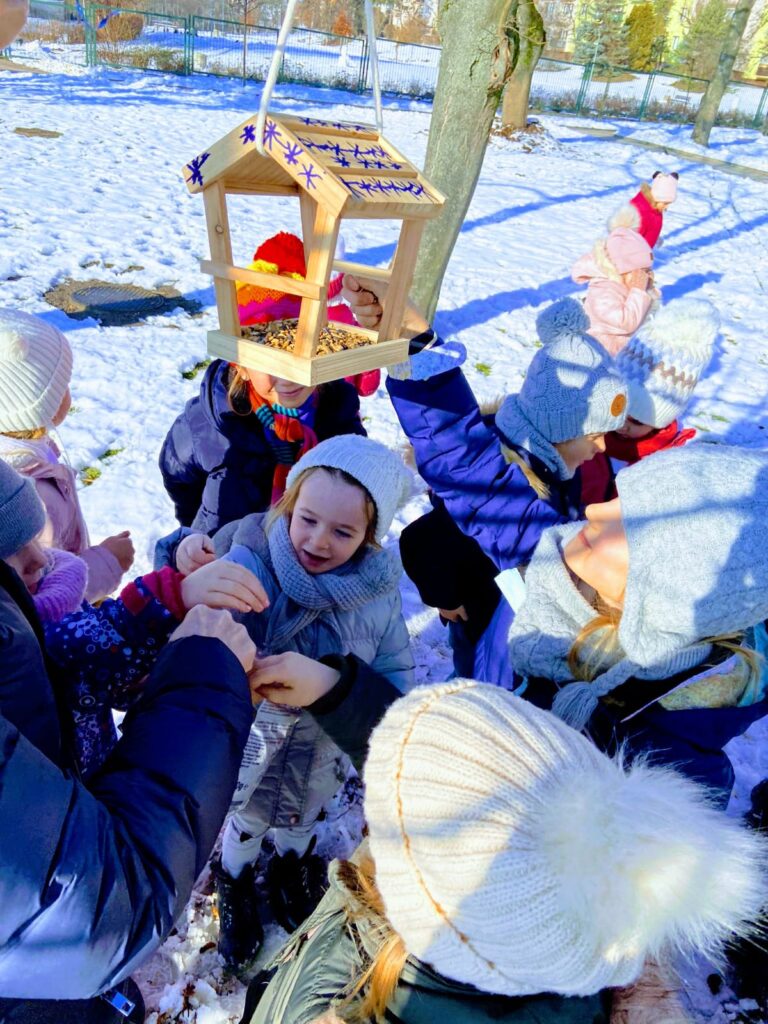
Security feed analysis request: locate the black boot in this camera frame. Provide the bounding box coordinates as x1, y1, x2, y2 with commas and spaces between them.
266, 836, 329, 933
725, 780, 768, 1013
211, 858, 264, 970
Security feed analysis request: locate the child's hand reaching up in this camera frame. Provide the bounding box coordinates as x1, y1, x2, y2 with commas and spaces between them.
100, 530, 135, 572
177, 532, 216, 575
248, 651, 340, 707
180, 560, 270, 615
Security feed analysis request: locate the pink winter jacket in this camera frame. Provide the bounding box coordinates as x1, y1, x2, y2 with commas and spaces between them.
0, 436, 124, 601
571, 253, 654, 356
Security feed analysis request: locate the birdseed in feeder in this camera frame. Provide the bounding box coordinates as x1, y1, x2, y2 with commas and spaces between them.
243, 319, 375, 355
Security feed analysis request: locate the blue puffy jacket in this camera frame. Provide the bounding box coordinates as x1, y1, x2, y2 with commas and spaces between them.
159, 361, 366, 533
386, 369, 580, 573
0, 561, 253, 1010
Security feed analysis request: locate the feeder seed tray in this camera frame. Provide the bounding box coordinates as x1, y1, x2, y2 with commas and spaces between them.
243, 320, 375, 357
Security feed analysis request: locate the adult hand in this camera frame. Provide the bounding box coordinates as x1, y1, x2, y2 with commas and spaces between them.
100, 530, 135, 572
248, 651, 340, 707
177, 532, 216, 575
180, 560, 270, 614
170, 605, 256, 673
341, 273, 430, 337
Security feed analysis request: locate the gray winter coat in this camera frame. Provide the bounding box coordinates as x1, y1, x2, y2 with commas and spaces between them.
243, 859, 610, 1024
215, 514, 414, 827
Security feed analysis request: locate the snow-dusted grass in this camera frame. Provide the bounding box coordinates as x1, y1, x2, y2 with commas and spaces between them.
2, 58, 768, 1022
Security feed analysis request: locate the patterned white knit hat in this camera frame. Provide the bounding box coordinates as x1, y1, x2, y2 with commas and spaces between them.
365, 680, 767, 998
0, 309, 73, 432
616, 298, 719, 428
286, 434, 411, 542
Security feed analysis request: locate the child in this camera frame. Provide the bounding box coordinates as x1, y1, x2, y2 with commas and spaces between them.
0, 308, 134, 602
571, 227, 657, 355
159, 344, 366, 538
244, 681, 767, 1024
1, 460, 266, 778
236, 231, 380, 398
179, 434, 414, 967
383, 297, 628, 685
580, 297, 719, 505
609, 171, 679, 248
508, 443, 768, 807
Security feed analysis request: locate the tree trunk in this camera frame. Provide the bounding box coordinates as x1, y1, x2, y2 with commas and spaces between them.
411, 0, 517, 320
501, 0, 546, 131
691, 0, 757, 146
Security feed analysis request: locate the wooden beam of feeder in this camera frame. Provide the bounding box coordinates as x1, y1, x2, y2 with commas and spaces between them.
377, 219, 425, 342
202, 183, 240, 336
332, 261, 392, 282
200, 260, 323, 300
295, 205, 341, 360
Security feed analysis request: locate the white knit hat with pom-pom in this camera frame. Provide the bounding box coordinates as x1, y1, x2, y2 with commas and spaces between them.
364, 680, 767, 999
0, 309, 73, 432
616, 298, 719, 428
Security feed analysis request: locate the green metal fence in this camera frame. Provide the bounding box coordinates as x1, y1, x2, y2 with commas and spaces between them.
6, 4, 768, 129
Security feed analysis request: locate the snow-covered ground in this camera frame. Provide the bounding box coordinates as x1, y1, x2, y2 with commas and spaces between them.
2, 55, 768, 1022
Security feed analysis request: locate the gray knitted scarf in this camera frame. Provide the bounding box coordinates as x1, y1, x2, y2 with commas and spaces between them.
508, 522, 712, 730
223, 513, 402, 654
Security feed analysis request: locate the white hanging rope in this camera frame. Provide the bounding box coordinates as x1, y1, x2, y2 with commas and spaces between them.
255, 0, 383, 156
363, 0, 383, 134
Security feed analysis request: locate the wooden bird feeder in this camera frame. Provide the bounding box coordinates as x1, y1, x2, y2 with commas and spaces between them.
183, 112, 445, 386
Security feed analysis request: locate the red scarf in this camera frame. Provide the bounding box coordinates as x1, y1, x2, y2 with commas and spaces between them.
605, 420, 695, 464
248, 384, 318, 503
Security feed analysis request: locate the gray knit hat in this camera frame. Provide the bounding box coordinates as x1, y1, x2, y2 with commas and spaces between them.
617, 442, 768, 666
616, 299, 719, 429
0, 309, 73, 432
0, 460, 46, 560
495, 299, 627, 478
286, 434, 411, 542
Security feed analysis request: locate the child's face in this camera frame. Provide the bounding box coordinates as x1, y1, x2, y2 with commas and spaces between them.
243, 369, 315, 410
555, 433, 607, 474
289, 469, 369, 574
51, 387, 72, 427
615, 416, 655, 440
563, 497, 628, 609
4, 535, 48, 594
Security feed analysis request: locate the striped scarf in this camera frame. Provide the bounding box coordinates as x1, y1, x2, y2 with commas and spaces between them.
248, 384, 318, 503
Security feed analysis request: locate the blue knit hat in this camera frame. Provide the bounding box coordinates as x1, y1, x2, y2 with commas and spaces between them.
286, 434, 411, 542
0, 460, 46, 560
495, 299, 627, 479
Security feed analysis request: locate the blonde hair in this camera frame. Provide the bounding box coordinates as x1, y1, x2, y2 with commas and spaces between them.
266, 465, 380, 551
568, 606, 762, 692
500, 444, 550, 501
226, 365, 252, 415
1, 427, 47, 441
334, 856, 408, 1023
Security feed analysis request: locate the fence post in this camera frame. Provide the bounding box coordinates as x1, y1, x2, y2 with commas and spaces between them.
752, 83, 768, 129
357, 33, 369, 94
84, 4, 96, 66
638, 71, 655, 120
575, 61, 593, 113
185, 14, 192, 75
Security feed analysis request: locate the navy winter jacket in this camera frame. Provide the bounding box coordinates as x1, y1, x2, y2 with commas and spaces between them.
0, 561, 253, 1008
159, 360, 366, 533
386, 369, 580, 573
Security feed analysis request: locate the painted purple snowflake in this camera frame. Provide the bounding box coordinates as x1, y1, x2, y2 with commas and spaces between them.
240, 124, 257, 145
185, 152, 210, 186
283, 142, 303, 166
299, 162, 321, 189
262, 120, 283, 150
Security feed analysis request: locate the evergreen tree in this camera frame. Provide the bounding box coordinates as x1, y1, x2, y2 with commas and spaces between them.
574, 0, 629, 71
674, 0, 730, 79
626, 2, 657, 70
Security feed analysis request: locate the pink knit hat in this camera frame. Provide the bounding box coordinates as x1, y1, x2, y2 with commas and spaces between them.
650, 172, 678, 205
605, 228, 653, 274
